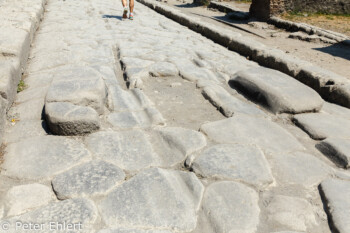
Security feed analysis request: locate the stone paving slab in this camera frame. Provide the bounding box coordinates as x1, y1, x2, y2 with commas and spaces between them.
230, 67, 324, 114
319, 179, 350, 233
317, 137, 350, 169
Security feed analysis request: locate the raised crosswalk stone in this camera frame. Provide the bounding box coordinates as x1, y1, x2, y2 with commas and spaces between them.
317, 137, 350, 168
319, 179, 350, 233
191, 144, 273, 188
52, 160, 125, 199
45, 102, 100, 135
99, 168, 204, 232
230, 67, 324, 113
293, 113, 350, 140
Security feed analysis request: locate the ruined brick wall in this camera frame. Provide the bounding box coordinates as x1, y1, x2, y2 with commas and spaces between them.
250, 0, 350, 20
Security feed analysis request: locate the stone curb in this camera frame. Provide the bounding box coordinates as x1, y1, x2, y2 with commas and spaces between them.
137, 0, 350, 109
0, 0, 47, 143
268, 16, 350, 46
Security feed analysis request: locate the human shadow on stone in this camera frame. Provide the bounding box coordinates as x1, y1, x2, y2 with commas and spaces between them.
313, 42, 350, 61
102, 15, 123, 20
175, 3, 201, 8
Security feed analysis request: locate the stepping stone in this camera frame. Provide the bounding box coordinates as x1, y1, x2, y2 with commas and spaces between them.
269, 152, 331, 187
98, 229, 172, 233
107, 108, 165, 129
191, 144, 273, 188
98, 168, 204, 232
197, 181, 260, 233
319, 179, 350, 233
293, 113, 350, 140
266, 195, 317, 232
202, 84, 265, 117
152, 127, 207, 166
200, 114, 304, 154
230, 67, 324, 113
108, 86, 153, 112
2, 136, 91, 180
85, 131, 159, 171
5, 198, 98, 232
46, 71, 107, 114
149, 62, 178, 77
45, 102, 100, 136
52, 160, 125, 200
318, 137, 350, 169
321, 102, 350, 120
4, 120, 47, 144
6, 184, 56, 217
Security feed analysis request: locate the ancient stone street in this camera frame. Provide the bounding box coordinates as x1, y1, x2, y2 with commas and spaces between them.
0, 0, 350, 232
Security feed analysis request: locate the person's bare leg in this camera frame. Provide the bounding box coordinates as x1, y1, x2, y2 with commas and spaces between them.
122, 0, 128, 19
122, 0, 127, 8
130, 0, 134, 13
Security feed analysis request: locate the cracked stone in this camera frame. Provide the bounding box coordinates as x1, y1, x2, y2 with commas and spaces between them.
99, 168, 204, 231
52, 160, 125, 199
191, 144, 273, 188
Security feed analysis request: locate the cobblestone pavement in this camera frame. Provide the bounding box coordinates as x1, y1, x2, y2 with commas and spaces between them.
1, 0, 350, 232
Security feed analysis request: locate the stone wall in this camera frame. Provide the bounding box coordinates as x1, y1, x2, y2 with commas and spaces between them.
250, 0, 350, 20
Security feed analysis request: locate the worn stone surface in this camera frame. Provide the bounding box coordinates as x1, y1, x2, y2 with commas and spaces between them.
319, 179, 350, 233
2, 136, 91, 180
85, 131, 159, 171
191, 144, 273, 188
266, 195, 317, 232
201, 114, 304, 154
107, 108, 165, 129
52, 160, 125, 199
45, 102, 100, 135
6, 184, 55, 217
318, 137, 350, 169
98, 229, 173, 233
268, 151, 331, 187
293, 113, 350, 140
5, 198, 98, 232
46, 74, 107, 114
196, 181, 260, 233
202, 85, 265, 117
4, 120, 47, 144
99, 168, 204, 231
152, 127, 207, 166
230, 67, 324, 113
149, 62, 178, 77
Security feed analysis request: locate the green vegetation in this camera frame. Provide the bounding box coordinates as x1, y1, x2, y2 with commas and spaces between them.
17, 79, 26, 93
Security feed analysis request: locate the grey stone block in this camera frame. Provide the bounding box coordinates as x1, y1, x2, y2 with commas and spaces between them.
191, 144, 273, 188
5, 184, 55, 217
2, 136, 91, 180
45, 102, 100, 136
85, 131, 159, 171
99, 168, 204, 231
319, 179, 350, 233
266, 195, 317, 232
5, 198, 98, 232
230, 67, 324, 114
197, 181, 260, 233
52, 160, 125, 199
200, 114, 304, 154
293, 113, 350, 140
149, 62, 178, 77
318, 137, 350, 168
202, 84, 265, 117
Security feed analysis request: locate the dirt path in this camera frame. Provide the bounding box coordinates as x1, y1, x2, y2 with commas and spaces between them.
164, 0, 350, 79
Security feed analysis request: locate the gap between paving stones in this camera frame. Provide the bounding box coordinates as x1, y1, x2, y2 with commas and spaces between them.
137, 0, 350, 109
